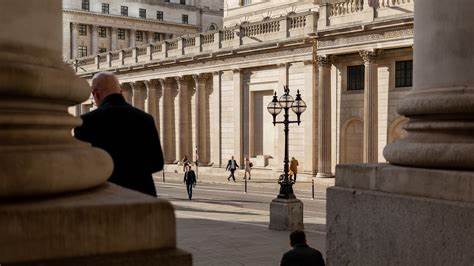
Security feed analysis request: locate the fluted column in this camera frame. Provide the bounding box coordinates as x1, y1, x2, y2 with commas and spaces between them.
121, 83, 133, 104
360, 50, 379, 163
71, 23, 78, 59
210, 71, 222, 167
233, 69, 244, 167
145, 80, 159, 128
132, 81, 147, 111
163, 78, 175, 163
174, 77, 187, 162
316, 56, 333, 178
90, 25, 98, 55
384, 0, 474, 169
129, 29, 136, 48
192, 75, 201, 163
110, 27, 118, 50
0, 0, 112, 197
157, 79, 166, 149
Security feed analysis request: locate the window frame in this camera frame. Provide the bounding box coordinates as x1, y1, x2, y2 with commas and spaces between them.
117, 29, 126, 40
241, 0, 252, 6
81, 0, 90, 11
347, 65, 365, 91
98, 47, 107, 53
395, 60, 413, 88
78, 46, 88, 57
156, 10, 164, 21
182, 14, 189, 24
121, 6, 128, 16
180, 0, 186, 5
101, 3, 109, 14
153, 32, 161, 42
98, 26, 107, 38
135, 31, 144, 42
139, 8, 147, 19
78, 24, 88, 36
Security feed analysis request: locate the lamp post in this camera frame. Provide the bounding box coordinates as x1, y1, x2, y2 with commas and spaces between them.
267, 85, 307, 231
267, 86, 307, 199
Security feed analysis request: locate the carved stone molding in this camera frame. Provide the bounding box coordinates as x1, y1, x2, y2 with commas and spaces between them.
359, 50, 379, 63
317, 55, 332, 67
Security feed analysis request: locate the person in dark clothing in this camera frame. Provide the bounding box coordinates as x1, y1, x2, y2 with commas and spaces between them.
281, 230, 325, 266
225, 156, 239, 182
74, 72, 164, 197
183, 166, 197, 200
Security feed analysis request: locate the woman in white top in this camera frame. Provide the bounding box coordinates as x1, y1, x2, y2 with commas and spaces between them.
244, 156, 252, 180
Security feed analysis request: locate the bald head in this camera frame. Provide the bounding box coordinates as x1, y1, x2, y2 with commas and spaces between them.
91, 72, 122, 106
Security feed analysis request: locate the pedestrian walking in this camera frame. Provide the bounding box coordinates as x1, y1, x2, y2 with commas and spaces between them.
244, 156, 253, 180
290, 157, 299, 183
183, 165, 197, 200
225, 156, 239, 182
280, 230, 325, 266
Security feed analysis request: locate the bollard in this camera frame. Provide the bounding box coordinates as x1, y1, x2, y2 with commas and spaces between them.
244, 177, 247, 194
311, 179, 315, 200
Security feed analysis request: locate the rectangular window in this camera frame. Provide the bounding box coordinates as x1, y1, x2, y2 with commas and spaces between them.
121, 6, 128, 16
99, 47, 107, 53
101, 3, 109, 14
180, 0, 186, 4
135, 31, 144, 42
164, 0, 170, 2
78, 24, 88, 36
347, 65, 365, 91
395, 60, 413, 88
118, 29, 126, 40
182, 14, 189, 24
139, 8, 146, 19
81, 0, 90, 11
78, 46, 88, 57
98, 27, 107, 38
241, 0, 252, 6
156, 11, 164, 21
153, 32, 161, 42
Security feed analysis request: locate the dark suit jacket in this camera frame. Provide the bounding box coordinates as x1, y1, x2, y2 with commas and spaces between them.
74, 94, 164, 196
226, 160, 239, 171
280, 244, 325, 266
184, 170, 197, 185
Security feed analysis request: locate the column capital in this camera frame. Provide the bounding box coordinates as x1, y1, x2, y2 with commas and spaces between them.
359, 50, 381, 63
317, 55, 332, 67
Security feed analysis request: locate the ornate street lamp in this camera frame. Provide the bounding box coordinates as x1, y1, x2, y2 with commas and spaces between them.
267, 85, 307, 199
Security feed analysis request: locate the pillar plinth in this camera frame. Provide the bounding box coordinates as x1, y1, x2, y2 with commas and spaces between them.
360, 50, 379, 163
316, 56, 333, 178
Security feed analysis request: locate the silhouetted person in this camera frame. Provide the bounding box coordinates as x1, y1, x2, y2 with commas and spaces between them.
183, 165, 197, 200
226, 156, 239, 182
290, 157, 299, 183
280, 230, 325, 266
74, 72, 163, 197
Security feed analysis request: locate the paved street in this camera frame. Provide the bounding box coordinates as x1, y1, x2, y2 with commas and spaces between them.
155, 177, 329, 266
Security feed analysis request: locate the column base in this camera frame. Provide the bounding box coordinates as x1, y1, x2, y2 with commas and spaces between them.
327, 164, 474, 265
316, 172, 334, 178
269, 198, 304, 231
0, 183, 191, 265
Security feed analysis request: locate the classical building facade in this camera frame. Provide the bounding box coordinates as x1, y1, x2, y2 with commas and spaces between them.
71, 0, 414, 178
63, 0, 223, 59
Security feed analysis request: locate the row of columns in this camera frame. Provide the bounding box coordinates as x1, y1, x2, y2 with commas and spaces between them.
316, 50, 380, 177
119, 74, 213, 165
70, 23, 169, 58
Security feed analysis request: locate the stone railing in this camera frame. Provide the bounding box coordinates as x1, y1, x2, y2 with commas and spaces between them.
71, 11, 317, 73
378, 0, 412, 7
329, 0, 364, 17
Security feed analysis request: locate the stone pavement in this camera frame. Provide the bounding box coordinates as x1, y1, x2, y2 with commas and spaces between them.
157, 181, 328, 266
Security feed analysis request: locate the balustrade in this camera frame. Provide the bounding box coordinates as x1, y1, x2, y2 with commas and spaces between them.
329, 0, 364, 17
183, 37, 196, 48
379, 0, 411, 7
241, 20, 280, 37
167, 40, 178, 50
289, 15, 307, 29
201, 32, 215, 45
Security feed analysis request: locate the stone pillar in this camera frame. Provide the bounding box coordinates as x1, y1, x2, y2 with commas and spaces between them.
71, 22, 78, 59
248, 90, 255, 158
384, 1, 474, 169
129, 29, 136, 48
90, 25, 98, 55
163, 78, 175, 163
121, 83, 133, 104
316, 56, 333, 178
210, 71, 222, 167
233, 69, 244, 167
110, 27, 118, 50
147, 31, 154, 43
360, 50, 378, 163
145, 80, 160, 130
303, 58, 318, 176
191, 75, 201, 163
157, 79, 166, 148
174, 77, 185, 162
132, 81, 147, 111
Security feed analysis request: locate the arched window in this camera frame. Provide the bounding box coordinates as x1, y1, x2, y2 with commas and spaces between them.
208, 23, 217, 31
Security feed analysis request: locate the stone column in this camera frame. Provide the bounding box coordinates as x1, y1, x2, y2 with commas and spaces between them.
233, 69, 244, 167
360, 50, 378, 163
71, 22, 78, 59
210, 71, 222, 167
129, 29, 136, 48
110, 27, 118, 50
174, 77, 185, 162
132, 81, 147, 111
316, 56, 333, 178
192, 75, 201, 163
163, 78, 175, 163
248, 90, 255, 158
147, 31, 154, 43
157, 79, 166, 148
384, 1, 474, 169
145, 80, 159, 129
90, 25, 98, 55
121, 82, 133, 104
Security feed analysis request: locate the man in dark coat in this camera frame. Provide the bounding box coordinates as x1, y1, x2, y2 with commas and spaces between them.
281, 230, 325, 266
183, 165, 197, 200
74, 72, 164, 197
225, 156, 239, 182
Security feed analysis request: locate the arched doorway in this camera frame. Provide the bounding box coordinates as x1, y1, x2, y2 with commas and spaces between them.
341, 118, 363, 164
